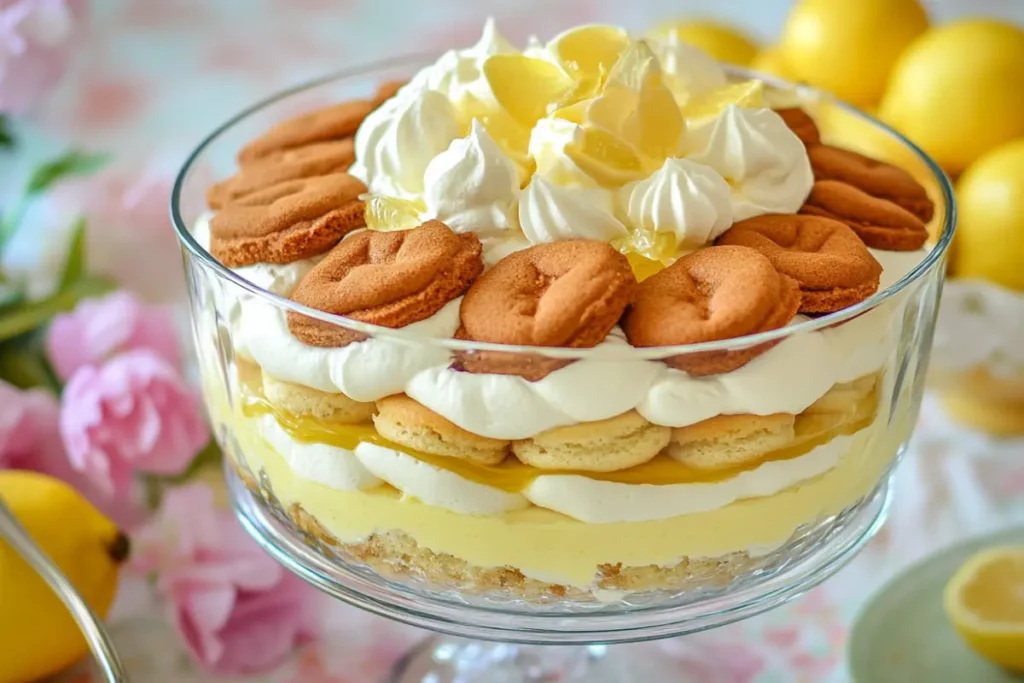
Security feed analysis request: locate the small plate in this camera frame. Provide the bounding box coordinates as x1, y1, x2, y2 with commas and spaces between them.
848, 528, 1024, 683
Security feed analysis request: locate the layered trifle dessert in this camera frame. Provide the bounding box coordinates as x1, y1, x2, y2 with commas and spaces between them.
191, 21, 941, 599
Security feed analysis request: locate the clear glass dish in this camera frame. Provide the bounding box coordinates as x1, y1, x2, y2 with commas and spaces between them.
172, 57, 954, 681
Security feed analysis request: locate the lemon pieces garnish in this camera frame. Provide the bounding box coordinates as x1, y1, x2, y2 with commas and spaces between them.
484, 54, 573, 128
683, 79, 765, 125
944, 545, 1024, 673
605, 41, 686, 162
565, 127, 646, 187
540, 41, 685, 188
548, 24, 630, 99
611, 229, 677, 281
363, 195, 425, 232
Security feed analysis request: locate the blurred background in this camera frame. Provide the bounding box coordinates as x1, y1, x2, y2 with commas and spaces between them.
1, 1, 1023, 682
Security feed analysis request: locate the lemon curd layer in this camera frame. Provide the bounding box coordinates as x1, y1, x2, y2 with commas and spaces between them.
237, 370, 879, 491
229, 399, 909, 588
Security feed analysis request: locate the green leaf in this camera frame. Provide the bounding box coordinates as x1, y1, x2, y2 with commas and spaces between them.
0, 282, 24, 312
0, 149, 108, 250
0, 333, 60, 393
25, 150, 109, 197
0, 115, 13, 150
0, 275, 114, 343
58, 217, 87, 290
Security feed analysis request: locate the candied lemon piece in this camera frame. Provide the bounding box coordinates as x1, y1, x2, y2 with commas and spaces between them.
683, 79, 765, 124
548, 24, 630, 99
944, 545, 1024, 673
611, 229, 677, 280
613, 42, 686, 161
483, 54, 573, 127
364, 195, 425, 232
565, 126, 645, 187
566, 41, 685, 166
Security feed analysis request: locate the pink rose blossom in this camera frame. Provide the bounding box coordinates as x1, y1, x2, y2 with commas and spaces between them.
0, 379, 145, 527
0, 0, 83, 114
0, 379, 62, 470
59, 349, 209, 496
46, 290, 181, 381
133, 484, 320, 674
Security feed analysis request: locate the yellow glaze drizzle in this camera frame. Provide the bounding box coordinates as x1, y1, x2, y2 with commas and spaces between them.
241, 374, 879, 493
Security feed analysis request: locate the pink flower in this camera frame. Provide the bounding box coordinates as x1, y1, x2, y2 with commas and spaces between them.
59, 349, 209, 496
0, 379, 146, 527
0, 379, 62, 470
46, 290, 181, 381
0, 0, 83, 114
134, 484, 320, 674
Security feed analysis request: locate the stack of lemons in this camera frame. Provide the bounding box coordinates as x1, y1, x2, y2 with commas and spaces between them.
659, 3, 1024, 436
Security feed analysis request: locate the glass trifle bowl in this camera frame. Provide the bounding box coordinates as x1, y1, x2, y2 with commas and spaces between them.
172, 23, 953, 682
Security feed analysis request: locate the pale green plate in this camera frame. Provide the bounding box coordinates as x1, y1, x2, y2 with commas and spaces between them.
848, 528, 1024, 683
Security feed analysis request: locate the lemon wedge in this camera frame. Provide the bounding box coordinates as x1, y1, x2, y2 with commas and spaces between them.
565, 126, 645, 188
484, 54, 573, 127
683, 79, 765, 124
363, 195, 425, 232
943, 545, 1024, 673
611, 229, 677, 281
610, 41, 686, 161
548, 24, 630, 98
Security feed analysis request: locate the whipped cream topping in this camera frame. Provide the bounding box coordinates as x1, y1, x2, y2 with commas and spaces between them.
520, 175, 628, 244
354, 443, 529, 515
240, 298, 460, 402
685, 105, 814, 221
405, 17, 517, 110
350, 88, 464, 199
619, 158, 733, 247
652, 32, 728, 104
351, 21, 815, 252
423, 120, 521, 236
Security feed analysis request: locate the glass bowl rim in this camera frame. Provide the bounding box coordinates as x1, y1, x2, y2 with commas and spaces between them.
170, 54, 956, 361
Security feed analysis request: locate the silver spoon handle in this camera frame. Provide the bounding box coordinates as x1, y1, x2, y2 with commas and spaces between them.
0, 498, 128, 683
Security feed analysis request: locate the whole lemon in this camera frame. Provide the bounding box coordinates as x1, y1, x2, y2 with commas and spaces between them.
879, 19, 1024, 174
0, 471, 128, 683
779, 0, 929, 106
750, 45, 794, 80
653, 19, 759, 65
952, 137, 1024, 290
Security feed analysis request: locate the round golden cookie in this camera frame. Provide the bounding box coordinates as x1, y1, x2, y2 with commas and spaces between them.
456, 240, 636, 380
716, 214, 882, 314
775, 107, 821, 146
512, 411, 670, 472
210, 173, 366, 267
668, 413, 796, 471
238, 99, 374, 164
807, 144, 935, 223
800, 179, 929, 251
287, 220, 483, 347
207, 140, 355, 210
374, 395, 509, 465
622, 245, 802, 376
261, 370, 375, 423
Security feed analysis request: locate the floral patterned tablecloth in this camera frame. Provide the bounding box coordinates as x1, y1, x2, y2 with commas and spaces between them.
8, 1, 1023, 681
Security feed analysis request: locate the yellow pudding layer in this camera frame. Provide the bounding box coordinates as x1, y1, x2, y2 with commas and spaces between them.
210, 375, 911, 588
239, 372, 879, 491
